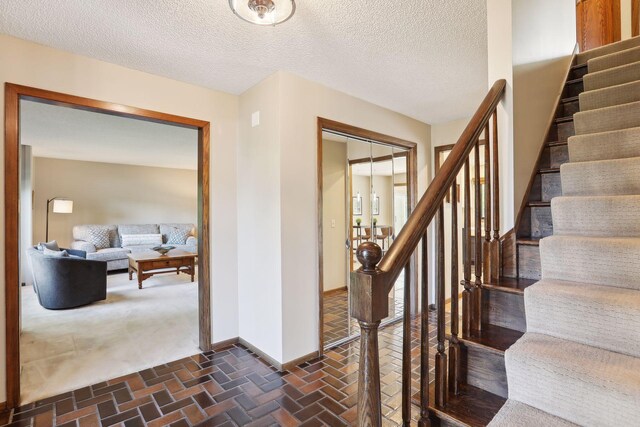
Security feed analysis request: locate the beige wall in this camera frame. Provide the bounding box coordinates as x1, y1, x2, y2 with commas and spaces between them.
321, 140, 347, 292
32, 158, 197, 248
0, 34, 240, 402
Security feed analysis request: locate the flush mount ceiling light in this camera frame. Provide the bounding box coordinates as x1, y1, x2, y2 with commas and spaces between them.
229, 0, 296, 26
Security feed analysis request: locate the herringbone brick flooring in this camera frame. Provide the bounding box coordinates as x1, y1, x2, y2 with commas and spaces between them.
1, 312, 444, 427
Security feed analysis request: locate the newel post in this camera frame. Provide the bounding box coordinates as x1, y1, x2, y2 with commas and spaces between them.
351, 241, 388, 427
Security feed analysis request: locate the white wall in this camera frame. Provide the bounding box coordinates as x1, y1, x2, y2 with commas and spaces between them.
31, 158, 197, 248
237, 73, 284, 362
321, 139, 347, 292
0, 34, 240, 402
622, 0, 632, 40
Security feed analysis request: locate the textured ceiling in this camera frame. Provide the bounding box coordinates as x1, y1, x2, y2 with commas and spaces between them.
0, 0, 488, 124
21, 100, 198, 170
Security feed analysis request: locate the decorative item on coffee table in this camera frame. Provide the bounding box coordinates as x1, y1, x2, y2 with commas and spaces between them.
152, 245, 175, 256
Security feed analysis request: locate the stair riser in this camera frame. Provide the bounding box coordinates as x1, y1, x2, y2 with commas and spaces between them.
530, 207, 552, 238
565, 80, 584, 98
542, 173, 561, 201
482, 290, 526, 333
568, 126, 640, 162
517, 245, 541, 280
589, 46, 640, 73
561, 99, 580, 116
557, 121, 575, 141
462, 345, 508, 399
584, 61, 640, 91
570, 65, 588, 80
575, 101, 640, 135
540, 145, 569, 169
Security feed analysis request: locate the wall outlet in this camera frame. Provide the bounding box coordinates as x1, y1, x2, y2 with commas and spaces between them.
251, 111, 260, 127
331, 219, 336, 228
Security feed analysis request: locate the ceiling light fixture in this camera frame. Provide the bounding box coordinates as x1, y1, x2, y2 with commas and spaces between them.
229, 0, 296, 26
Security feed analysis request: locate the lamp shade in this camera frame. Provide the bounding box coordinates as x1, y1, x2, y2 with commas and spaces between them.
52, 199, 73, 214
229, 0, 295, 26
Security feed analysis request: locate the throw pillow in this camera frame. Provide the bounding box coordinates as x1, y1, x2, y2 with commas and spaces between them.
120, 233, 163, 247
86, 227, 111, 249
167, 227, 190, 245
37, 240, 59, 251
43, 248, 69, 257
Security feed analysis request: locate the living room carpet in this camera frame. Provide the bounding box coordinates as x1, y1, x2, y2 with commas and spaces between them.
20, 270, 198, 404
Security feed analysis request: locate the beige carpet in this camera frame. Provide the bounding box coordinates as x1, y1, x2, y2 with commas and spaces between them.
20, 270, 198, 404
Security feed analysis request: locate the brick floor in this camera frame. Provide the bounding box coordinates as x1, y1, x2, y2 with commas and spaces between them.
1, 311, 444, 426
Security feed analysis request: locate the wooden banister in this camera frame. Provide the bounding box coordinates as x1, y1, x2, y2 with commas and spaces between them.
351, 79, 506, 427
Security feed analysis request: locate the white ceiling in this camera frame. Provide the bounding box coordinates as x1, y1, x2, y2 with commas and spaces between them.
0, 0, 488, 124
20, 100, 198, 170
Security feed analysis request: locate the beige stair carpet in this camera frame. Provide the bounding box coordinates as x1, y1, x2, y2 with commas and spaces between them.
489, 399, 577, 427
577, 35, 640, 64
579, 79, 640, 111
525, 279, 640, 358
551, 195, 640, 236
540, 235, 640, 290
583, 60, 640, 91
574, 100, 640, 135
568, 126, 640, 162
504, 333, 640, 427
588, 45, 640, 73
561, 157, 640, 195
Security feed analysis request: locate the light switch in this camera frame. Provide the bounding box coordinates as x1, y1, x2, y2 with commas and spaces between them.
251, 111, 260, 127
331, 219, 336, 228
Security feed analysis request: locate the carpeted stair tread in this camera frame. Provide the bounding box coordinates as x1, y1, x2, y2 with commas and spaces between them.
525, 279, 640, 358
568, 126, 640, 162
505, 333, 640, 426
583, 60, 640, 91
577, 35, 640, 65
488, 399, 577, 427
561, 157, 640, 195
540, 235, 640, 290
579, 79, 640, 111
574, 100, 640, 135
588, 45, 640, 73
551, 195, 640, 236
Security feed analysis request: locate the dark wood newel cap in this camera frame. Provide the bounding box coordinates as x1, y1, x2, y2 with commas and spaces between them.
356, 242, 383, 272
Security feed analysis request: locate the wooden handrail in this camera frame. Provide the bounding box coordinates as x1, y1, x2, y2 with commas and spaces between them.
351, 79, 506, 427
376, 79, 506, 290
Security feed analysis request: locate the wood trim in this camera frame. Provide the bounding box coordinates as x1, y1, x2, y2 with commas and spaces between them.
4, 83, 211, 408
323, 286, 348, 296
210, 337, 239, 351
500, 229, 517, 278
348, 151, 409, 166
317, 117, 420, 351
237, 337, 319, 372
633, 0, 640, 36
319, 118, 418, 150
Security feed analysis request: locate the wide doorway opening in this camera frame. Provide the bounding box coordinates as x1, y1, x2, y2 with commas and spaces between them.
5, 84, 211, 408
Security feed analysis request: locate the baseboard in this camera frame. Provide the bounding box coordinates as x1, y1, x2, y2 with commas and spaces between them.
237, 338, 320, 372
210, 337, 239, 351
323, 286, 347, 296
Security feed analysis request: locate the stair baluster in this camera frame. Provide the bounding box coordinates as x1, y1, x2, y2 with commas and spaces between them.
462, 159, 473, 336
418, 231, 431, 427
474, 141, 483, 331
401, 262, 412, 426
435, 205, 448, 406
483, 124, 493, 284
449, 178, 461, 395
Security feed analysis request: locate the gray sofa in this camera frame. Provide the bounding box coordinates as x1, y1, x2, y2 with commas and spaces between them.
71, 223, 197, 271
27, 247, 107, 309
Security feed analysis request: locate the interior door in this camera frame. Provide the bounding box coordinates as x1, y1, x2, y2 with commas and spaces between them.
577, 0, 621, 51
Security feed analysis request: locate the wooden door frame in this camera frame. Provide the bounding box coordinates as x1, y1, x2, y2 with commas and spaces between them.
317, 117, 418, 352
4, 83, 212, 408
633, 0, 640, 36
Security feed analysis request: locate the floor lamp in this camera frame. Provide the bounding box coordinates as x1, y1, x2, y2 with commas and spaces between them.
46, 198, 73, 242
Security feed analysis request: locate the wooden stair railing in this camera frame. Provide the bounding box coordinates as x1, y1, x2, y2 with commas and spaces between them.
350, 79, 506, 427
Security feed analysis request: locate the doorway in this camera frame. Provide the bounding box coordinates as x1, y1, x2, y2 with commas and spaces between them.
317, 118, 418, 350
4, 84, 211, 408
576, 0, 621, 51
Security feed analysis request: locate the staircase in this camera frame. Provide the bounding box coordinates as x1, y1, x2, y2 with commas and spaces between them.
351, 36, 640, 427
487, 36, 640, 426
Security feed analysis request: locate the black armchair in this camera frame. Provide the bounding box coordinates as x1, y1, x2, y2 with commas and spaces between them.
27, 247, 107, 309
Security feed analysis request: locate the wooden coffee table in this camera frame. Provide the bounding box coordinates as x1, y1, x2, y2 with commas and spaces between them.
128, 250, 196, 289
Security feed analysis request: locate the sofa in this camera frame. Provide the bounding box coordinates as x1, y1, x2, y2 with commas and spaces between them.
71, 223, 197, 271
27, 247, 107, 309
